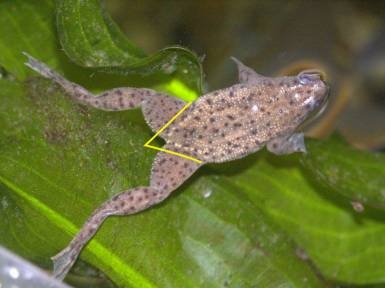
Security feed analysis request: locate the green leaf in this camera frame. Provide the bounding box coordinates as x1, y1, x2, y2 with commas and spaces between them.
1, 0, 385, 287
0, 78, 322, 287
0, 0, 200, 102
0, 0, 128, 92
56, 0, 203, 100
300, 136, 385, 210
0, 0, 57, 80
0, 4, 323, 284
225, 144, 385, 284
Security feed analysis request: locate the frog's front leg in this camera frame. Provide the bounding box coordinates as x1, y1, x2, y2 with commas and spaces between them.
52, 149, 201, 280
267, 133, 306, 155
231, 57, 264, 84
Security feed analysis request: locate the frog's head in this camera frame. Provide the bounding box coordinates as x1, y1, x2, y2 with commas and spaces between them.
289, 69, 329, 123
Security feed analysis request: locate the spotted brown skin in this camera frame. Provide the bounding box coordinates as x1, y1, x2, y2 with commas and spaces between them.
23, 52, 328, 280
164, 73, 328, 162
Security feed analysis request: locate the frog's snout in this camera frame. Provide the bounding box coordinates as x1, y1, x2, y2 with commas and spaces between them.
298, 69, 324, 84
298, 69, 329, 109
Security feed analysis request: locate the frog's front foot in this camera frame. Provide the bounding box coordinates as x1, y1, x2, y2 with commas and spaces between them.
267, 132, 306, 155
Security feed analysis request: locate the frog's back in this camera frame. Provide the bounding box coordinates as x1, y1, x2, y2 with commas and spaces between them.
162, 83, 284, 163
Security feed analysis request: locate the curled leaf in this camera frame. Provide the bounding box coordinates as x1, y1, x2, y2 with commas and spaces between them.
56, 0, 203, 97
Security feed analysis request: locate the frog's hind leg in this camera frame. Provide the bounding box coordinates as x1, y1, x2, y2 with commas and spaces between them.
142, 94, 186, 133
23, 52, 149, 110
267, 133, 306, 155
149, 146, 202, 191
24, 52, 187, 133
51, 186, 160, 280
52, 149, 201, 280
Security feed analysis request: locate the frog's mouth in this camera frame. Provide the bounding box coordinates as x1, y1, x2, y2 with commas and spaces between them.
297, 81, 330, 131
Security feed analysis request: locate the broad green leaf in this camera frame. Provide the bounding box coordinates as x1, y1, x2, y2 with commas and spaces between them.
0, 78, 322, 287
1, 0, 385, 287
0, 2, 321, 285
224, 143, 385, 284
56, 0, 203, 100
300, 137, 385, 210
0, 0, 57, 80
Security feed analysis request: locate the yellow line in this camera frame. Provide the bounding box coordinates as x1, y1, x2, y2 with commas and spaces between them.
144, 102, 193, 146
145, 144, 202, 163
144, 102, 202, 164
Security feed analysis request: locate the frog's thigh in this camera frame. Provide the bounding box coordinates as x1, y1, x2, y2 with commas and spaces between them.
267, 133, 306, 155
150, 148, 201, 198
231, 57, 264, 84
142, 95, 186, 133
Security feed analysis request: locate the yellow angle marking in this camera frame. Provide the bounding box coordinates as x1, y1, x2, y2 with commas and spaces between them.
144, 101, 203, 164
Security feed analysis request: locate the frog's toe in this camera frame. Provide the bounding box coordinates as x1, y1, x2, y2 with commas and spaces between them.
290, 132, 307, 153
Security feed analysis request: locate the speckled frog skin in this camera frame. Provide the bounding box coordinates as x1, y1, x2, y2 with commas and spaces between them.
24, 53, 329, 280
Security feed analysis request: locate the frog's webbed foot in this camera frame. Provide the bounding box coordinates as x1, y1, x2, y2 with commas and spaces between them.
267, 133, 306, 155
23, 52, 63, 81
51, 246, 78, 280
231, 57, 265, 84
51, 202, 118, 280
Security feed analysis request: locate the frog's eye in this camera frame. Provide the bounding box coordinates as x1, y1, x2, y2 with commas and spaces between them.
297, 69, 323, 85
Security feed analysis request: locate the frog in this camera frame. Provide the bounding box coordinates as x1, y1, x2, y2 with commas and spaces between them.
23, 52, 329, 280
